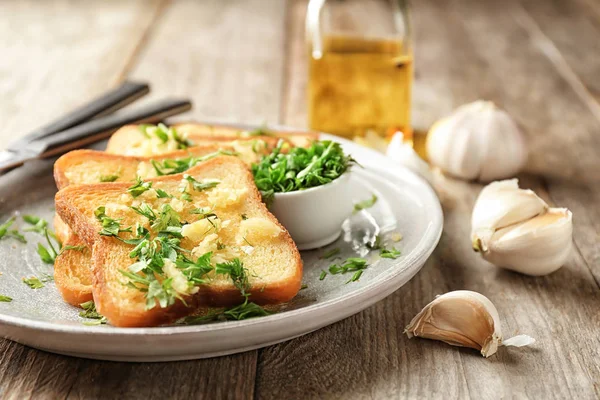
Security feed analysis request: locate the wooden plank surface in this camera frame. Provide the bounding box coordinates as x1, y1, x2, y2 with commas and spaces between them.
0, 1, 287, 399
128, 0, 288, 125
255, 0, 600, 399
1, 0, 600, 398
0, 0, 164, 144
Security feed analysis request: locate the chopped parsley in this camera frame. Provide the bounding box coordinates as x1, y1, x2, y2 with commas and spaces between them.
24, 215, 61, 264
213, 258, 270, 320
0, 217, 26, 243
353, 194, 378, 214
59, 245, 86, 254
99, 172, 120, 182
252, 140, 355, 206
155, 188, 173, 198
215, 258, 249, 296
183, 175, 220, 192
116, 204, 192, 310
131, 202, 156, 221
22, 277, 44, 289
319, 270, 327, 281
127, 177, 152, 198
300, 284, 308, 290
79, 301, 107, 325
380, 247, 401, 259
320, 247, 340, 259
150, 150, 230, 176
241, 213, 248, 220
95, 207, 132, 237
190, 207, 216, 219
139, 123, 194, 149
321, 257, 369, 284
0, 295, 12, 302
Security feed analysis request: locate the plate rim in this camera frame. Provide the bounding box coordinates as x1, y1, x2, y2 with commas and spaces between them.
0, 126, 442, 340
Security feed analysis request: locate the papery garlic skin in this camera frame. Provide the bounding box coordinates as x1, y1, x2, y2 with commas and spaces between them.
426, 101, 527, 182
353, 130, 389, 153
405, 290, 502, 357
405, 291, 535, 358
386, 132, 434, 184
471, 179, 548, 248
483, 208, 573, 276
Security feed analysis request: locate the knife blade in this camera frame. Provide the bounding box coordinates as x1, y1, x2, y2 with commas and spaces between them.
0, 98, 192, 173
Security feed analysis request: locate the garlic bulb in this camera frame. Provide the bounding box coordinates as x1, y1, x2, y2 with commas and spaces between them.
405, 290, 535, 358
386, 132, 434, 184
426, 101, 527, 181
472, 179, 573, 276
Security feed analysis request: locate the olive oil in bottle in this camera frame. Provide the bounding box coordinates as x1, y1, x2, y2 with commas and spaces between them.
308, 35, 413, 140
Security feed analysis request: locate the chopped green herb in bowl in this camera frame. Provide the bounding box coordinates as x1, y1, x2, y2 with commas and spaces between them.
254, 140, 357, 250
252, 140, 355, 204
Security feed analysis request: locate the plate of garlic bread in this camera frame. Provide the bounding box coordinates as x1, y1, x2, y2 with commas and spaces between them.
0, 122, 442, 361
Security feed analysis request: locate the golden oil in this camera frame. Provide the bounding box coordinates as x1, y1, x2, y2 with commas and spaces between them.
308, 35, 413, 140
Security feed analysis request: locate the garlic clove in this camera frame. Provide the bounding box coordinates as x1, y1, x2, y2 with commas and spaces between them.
482, 208, 573, 276
405, 290, 534, 358
386, 132, 434, 184
426, 101, 527, 182
471, 179, 548, 250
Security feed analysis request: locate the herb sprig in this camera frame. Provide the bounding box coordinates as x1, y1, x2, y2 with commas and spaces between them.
184, 258, 271, 324
320, 257, 369, 284
128, 177, 153, 198
95, 207, 132, 237
380, 247, 401, 259
150, 150, 233, 176
23, 215, 61, 264
252, 140, 355, 205
0, 217, 26, 243
139, 123, 194, 149
353, 194, 378, 214
79, 300, 108, 325
22, 277, 45, 289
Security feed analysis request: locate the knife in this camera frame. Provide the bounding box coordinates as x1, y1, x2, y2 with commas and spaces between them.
0, 98, 192, 172
6, 81, 150, 153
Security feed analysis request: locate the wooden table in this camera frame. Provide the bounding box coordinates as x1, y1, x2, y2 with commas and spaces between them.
1, 0, 599, 398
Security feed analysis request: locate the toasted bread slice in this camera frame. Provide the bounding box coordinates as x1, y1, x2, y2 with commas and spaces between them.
54, 236, 94, 306
54, 212, 95, 306
105, 123, 317, 155
54, 137, 279, 190
175, 122, 318, 148
52, 136, 282, 306
55, 156, 302, 327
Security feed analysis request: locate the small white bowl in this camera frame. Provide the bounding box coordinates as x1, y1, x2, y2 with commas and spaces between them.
269, 171, 353, 250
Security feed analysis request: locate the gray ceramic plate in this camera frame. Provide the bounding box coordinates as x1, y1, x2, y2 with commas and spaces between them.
0, 130, 442, 362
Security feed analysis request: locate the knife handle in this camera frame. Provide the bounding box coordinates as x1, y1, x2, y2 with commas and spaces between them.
10, 81, 150, 150
36, 98, 192, 157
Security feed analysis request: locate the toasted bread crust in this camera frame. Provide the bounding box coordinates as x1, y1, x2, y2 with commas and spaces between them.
104, 124, 288, 155
55, 156, 302, 327
54, 136, 281, 190
53, 213, 72, 244
54, 235, 93, 306
104, 123, 316, 155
